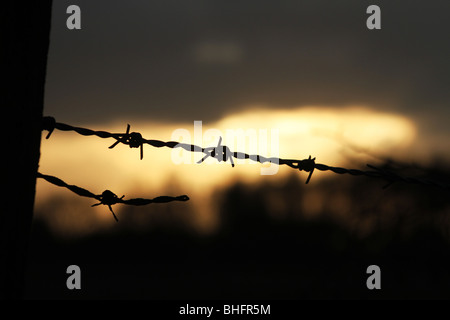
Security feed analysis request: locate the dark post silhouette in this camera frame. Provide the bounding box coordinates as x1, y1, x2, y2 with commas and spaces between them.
1, 1, 52, 298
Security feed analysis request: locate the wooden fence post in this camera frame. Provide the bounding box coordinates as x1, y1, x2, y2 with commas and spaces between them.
1, 1, 52, 299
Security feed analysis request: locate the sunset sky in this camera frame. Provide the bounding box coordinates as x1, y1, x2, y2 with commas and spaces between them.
35, 0, 450, 236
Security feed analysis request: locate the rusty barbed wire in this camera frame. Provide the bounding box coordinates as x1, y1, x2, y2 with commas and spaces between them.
37, 172, 189, 222
41, 116, 450, 190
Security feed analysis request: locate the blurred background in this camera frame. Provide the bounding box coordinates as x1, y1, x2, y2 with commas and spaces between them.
26, 0, 450, 299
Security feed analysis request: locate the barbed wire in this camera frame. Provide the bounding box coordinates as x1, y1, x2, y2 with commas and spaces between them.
41, 116, 450, 190
37, 172, 189, 221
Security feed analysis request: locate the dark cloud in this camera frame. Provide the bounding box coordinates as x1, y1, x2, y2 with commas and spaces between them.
45, 0, 450, 133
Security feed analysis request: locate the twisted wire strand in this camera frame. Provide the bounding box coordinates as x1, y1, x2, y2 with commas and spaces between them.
42, 116, 450, 190
37, 172, 189, 222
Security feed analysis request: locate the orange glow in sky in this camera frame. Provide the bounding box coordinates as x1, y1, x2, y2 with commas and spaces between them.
35, 105, 418, 236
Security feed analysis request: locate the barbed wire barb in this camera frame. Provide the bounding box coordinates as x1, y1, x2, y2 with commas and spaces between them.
197, 136, 235, 167
109, 124, 145, 160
